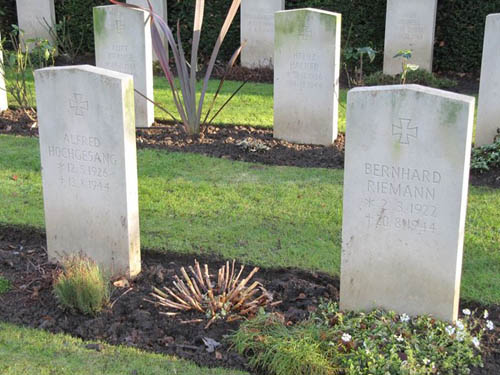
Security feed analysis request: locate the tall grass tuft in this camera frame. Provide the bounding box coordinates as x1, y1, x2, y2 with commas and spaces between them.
53, 255, 110, 316
231, 313, 340, 375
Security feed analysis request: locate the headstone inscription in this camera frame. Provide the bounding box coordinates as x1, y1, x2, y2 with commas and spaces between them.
476, 14, 500, 147
94, 5, 154, 128
340, 85, 475, 322
383, 0, 437, 75
126, 0, 168, 62
274, 8, 341, 145
16, 0, 56, 50
34, 65, 141, 278
240, 0, 285, 68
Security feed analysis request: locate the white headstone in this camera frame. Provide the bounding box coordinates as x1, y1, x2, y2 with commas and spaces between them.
126, 0, 168, 62
94, 5, 154, 128
383, 0, 437, 75
274, 9, 341, 145
16, 0, 56, 50
0, 35, 7, 112
240, 0, 284, 68
340, 85, 475, 322
34, 65, 141, 278
476, 14, 500, 147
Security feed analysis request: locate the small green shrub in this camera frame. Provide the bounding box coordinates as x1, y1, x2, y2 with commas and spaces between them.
53, 255, 110, 316
231, 302, 487, 375
0, 276, 10, 294
471, 139, 500, 172
364, 70, 457, 89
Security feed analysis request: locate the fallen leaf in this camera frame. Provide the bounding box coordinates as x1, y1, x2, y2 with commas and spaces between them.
113, 278, 130, 288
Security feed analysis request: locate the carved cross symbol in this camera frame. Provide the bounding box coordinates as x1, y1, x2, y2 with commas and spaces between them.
69, 93, 88, 116
393, 118, 418, 145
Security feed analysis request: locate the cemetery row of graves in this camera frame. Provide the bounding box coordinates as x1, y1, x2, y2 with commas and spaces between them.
0, 0, 499, 374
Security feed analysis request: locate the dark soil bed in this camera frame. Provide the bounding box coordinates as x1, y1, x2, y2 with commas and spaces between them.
2, 109, 499, 188
0, 225, 499, 374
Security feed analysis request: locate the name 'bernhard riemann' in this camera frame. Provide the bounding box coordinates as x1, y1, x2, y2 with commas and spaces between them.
364, 162, 442, 201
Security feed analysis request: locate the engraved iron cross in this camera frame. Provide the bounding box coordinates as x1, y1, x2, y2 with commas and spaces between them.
69, 93, 88, 116
393, 118, 418, 145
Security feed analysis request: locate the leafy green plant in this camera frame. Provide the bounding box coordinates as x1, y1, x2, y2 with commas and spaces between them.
111, 0, 245, 135
231, 302, 487, 375
0, 25, 55, 119
364, 70, 457, 89
343, 46, 377, 87
147, 260, 276, 328
0, 27, 36, 118
0, 276, 10, 295
393, 49, 419, 84
45, 16, 84, 64
53, 255, 111, 316
471, 138, 500, 172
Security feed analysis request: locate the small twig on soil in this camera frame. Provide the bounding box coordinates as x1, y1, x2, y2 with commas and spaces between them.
110, 287, 133, 309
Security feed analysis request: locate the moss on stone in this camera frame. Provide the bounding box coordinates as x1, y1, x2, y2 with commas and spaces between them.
93, 8, 107, 39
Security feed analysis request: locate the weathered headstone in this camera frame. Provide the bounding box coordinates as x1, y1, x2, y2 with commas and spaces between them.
94, 5, 154, 128
383, 0, 437, 75
340, 85, 475, 322
34, 65, 141, 278
274, 9, 341, 145
476, 14, 500, 147
241, 0, 284, 68
0, 34, 7, 112
16, 0, 56, 50
126, 0, 168, 62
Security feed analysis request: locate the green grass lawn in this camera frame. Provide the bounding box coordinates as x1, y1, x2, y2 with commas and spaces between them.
4, 68, 347, 130
0, 322, 248, 375
1, 134, 499, 306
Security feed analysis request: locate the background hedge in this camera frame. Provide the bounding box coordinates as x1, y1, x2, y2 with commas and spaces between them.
1, 0, 500, 73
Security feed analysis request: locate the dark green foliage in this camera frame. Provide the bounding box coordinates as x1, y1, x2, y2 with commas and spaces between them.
54, 0, 112, 54
471, 139, 500, 172
1, 0, 500, 72
364, 70, 457, 90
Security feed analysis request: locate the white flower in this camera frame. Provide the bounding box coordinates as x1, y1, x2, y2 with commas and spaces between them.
472, 337, 480, 349
395, 335, 404, 342
423, 358, 431, 365
462, 309, 471, 316
456, 320, 465, 331
445, 326, 455, 336
484, 310, 489, 319
486, 320, 495, 331
456, 331, 465, 342
400, 313, 410, 323
341, 333, 352, 343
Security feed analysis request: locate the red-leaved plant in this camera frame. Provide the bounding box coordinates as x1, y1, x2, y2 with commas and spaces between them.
110, 0, 245, 135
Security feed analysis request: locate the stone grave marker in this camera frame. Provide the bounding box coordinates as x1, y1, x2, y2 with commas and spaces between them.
340, 85, 475, 322
241, 0, 284, 68
34, 65, 141, 278
0, 34, 7, 112
94, 5, 154, 128
383, 0, 437, 75
16, 0, 56, 50
274, 8, 341, 145
126, 0, 168, 62
476, 14, 500, 147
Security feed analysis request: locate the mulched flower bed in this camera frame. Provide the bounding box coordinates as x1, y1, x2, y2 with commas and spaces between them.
1, 109, 498, 188
0, 225, 499, 374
